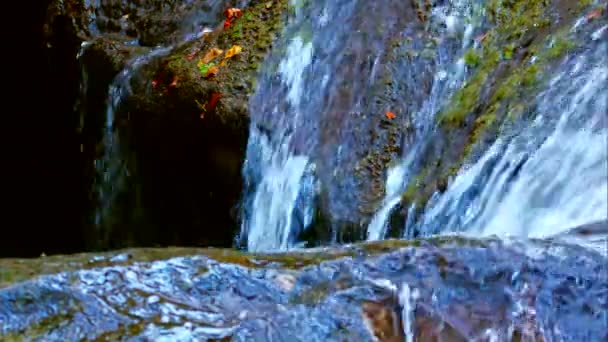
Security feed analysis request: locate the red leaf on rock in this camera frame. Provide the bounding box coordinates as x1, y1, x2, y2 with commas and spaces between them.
224, 19, 232, 29
385, 111, 396, 120
206, 92, 222, 112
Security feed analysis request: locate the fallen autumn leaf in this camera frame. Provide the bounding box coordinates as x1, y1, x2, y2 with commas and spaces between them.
201, 48, 224, 64
225, 45, 243, 59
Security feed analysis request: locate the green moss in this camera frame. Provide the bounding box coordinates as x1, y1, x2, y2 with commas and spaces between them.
199, 248, 357, 269
438, 71, 486, 126
400, 166, 432, 206
0, 267, 16, 285
545, 37, 576, 60
415, 0, 590, 219
198, 61, 216, 75
438, 46, 500, 127
503, 43, 515, 60
578, 0, 594, 9
464, 48, 481, 67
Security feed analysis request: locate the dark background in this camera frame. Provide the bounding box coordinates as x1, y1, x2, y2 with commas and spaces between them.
3, 0, 89, 257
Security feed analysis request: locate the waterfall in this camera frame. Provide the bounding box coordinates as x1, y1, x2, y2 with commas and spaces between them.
239, 0, 363, 252
240, 33, 315, 252
415, 23, 608, 246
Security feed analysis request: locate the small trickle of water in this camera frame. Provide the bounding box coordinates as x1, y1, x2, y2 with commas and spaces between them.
367, 164, 405, 241
241, 36, 315, 252
94, 46, 172, 228
399, 283, 418, 342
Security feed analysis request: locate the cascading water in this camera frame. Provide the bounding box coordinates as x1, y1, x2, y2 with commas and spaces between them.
241, 0, 437, 250
240, 0, 363, 251
414, 23, 608, 248
366, 0, 484, 241
240, 34, 315, 252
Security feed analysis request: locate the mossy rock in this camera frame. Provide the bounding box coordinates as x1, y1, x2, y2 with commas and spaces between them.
397, 0, 598, 228
103, 0, 291, 248
138, 0, 290, 127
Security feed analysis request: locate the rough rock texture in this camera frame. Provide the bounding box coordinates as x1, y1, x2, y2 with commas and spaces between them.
1, 238, 606, 340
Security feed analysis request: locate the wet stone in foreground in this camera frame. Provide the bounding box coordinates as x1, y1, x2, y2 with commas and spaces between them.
0, 238, 606, 341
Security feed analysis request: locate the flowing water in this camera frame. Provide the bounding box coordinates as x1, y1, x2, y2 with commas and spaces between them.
240, 0, 359, 251
2, 237, 606, 340
413, 20, 608, 249
240, 34, 315, 252
241, 0, 468, 250
361, 3, 608, 251
367, 163, 406, 241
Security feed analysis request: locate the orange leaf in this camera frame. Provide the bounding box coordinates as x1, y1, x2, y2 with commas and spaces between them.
224, 45, 243, 59
205, 65, 220, 78
200, 48, 224, 64
224, 8, 243, 21
224, 19, 232, 29
169, 76, 179, 87
385, 111, 396, 119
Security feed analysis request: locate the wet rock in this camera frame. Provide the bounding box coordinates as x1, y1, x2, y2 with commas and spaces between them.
0, 237, 605, 340
361, 301, 404, 342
